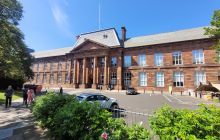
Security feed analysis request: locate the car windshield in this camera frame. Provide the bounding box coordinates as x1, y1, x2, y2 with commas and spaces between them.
77, 96, 84, 101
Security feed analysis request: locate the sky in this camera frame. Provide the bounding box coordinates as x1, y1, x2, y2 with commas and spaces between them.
18, 0, 220, 52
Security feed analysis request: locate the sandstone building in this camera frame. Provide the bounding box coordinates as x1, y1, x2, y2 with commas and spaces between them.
31, 26, 220, 93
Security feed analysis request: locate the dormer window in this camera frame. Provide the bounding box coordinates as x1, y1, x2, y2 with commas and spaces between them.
103, 34, 108, 39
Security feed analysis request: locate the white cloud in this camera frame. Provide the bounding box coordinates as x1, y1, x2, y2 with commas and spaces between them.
49, 0, 72, 37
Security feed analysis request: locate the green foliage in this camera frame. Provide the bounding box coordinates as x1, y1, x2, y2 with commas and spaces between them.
0, 0, 34, 80
149, 104, 220, 140
32, 93, 75, 130
204, 9, 220, 62
32, 93, 149, 139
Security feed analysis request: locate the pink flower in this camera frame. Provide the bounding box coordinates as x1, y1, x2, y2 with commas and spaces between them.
101, 132, 108, 140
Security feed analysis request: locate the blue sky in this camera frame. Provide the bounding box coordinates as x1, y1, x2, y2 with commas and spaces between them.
18, 0, 220, 52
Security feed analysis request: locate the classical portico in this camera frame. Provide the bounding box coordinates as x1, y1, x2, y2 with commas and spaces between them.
69, 37, 122, 89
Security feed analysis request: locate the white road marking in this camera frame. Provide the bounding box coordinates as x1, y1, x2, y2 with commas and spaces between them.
163, 94, 172, 102
168, 95, 185, 104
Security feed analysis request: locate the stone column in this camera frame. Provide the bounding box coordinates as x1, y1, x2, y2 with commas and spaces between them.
92, 57, 97, 89
72, 59, 78, 88
104, 56, 108, 89
80, 58, 87, 88
117, 55, 123, 90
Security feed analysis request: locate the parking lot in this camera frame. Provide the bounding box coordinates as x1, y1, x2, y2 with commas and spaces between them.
65, 89, 220, 126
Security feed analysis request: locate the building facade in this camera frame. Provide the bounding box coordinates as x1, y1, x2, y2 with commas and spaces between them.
31, 27, 220, 93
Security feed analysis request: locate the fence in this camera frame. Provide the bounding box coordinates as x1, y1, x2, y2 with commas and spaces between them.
112, 108, 152, 126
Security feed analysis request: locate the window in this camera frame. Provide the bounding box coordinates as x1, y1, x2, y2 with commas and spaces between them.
65, 72, 70, 83
124, 55, 131, 67
36, 73, 40, 83
89, 58, 94, 68
42, 73, 47, 84
43, 63, 47, 71
173, 51, 182, 65
36, 63, 39, 72
154, 53, 163, 66
138, 54, 146, 66
193, 50, 204, 64
195, 71, 206, 86
139, 72, 147, 86
216, 50, 220, 63
173, 72, 184, 87
111, 57, 117, 67
110, 72, 117, 85
66, 61, 70, 70
100, 57, 105, 67
99, 73, 104, 85
50, 63, 54, 71
57, 72, 62, 83
50, 73, 54, 84
156, 72, 164, 87
124, 72, 131, 87
58, 62, 62, 71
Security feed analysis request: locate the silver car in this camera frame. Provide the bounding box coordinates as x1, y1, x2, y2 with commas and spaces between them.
77, 93, 119, 111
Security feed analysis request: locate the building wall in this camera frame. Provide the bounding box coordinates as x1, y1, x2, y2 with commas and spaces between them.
30, 39, 220, 93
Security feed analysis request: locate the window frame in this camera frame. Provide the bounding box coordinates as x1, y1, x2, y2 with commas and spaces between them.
139, 72, 147, 86
111, 57, 117, 67
192, 49, 204, 64
138, 54, 146, 66
156, 72, 164, 87
173, 71, 184, 87
195, 71, 206, 86
154, 53, 164, 66
124, 55, 131, 67
172, 51, 182, 65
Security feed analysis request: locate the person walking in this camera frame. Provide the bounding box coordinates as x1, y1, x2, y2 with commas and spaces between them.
59, 86, 63, 95
27, 88, 34, 105
22, 86, 28, 107
5, 85, 14, 108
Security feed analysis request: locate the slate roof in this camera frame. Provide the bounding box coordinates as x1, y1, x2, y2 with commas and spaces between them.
73, 28, 121, 49
31, 47, 72, 58
32, 26, 210, 59
124, 27, 209, 48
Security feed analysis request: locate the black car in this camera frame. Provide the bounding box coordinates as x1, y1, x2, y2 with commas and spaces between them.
126, 87, 138, 95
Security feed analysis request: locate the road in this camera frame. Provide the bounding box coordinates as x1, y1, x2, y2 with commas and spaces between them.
65, 89, 220, 126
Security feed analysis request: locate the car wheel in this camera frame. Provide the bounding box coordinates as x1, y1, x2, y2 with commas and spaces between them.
110, 104, 119, 111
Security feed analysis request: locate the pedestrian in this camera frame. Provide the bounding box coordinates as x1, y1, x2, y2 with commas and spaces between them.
59, 86, 63, 95
27, 88, 34, 105
22, 86, 28, 107
5, 85, 14, 108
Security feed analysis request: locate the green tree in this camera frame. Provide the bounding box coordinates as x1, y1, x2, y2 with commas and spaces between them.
204, 10, 220, 62
0, 0, 34, 82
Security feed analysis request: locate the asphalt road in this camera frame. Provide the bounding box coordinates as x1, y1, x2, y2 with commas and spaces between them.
65, 89, 220, 126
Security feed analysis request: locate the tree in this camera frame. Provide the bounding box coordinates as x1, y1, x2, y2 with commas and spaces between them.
204, 10, 220, 62
0, 0, 34, 86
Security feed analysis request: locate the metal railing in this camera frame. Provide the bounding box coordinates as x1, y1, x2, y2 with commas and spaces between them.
112, 108, 152, 126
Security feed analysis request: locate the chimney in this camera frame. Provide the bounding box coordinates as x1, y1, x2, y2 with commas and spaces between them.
121, 26, 126, 42
76, 35, 80, 40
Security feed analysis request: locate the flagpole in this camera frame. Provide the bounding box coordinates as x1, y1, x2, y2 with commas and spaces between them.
99, 0, 101, 30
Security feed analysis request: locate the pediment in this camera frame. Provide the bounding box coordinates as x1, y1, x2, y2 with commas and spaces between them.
71, 39, 109, 52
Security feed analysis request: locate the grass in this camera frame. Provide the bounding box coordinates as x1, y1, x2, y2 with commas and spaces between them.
0, 90, 23, 105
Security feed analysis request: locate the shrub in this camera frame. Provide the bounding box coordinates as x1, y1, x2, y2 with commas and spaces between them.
32, 93, 76, 130
149, 104, 220, 140
52, 101, 112, 139
105, 118, 149, 140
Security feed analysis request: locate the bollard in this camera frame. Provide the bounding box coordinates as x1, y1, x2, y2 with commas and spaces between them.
195, 92, 197, 98
199, 93, 202, 98
189, 92, 191, 96
181, 91, 183, 96
211, 92, 214, 99
161, 90, 163, 94
144, 88, 145, 94
171, 91, 173, 95
152, 90, 154, 94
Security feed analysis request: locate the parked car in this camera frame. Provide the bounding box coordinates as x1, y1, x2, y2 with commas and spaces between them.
126, 87, 138, 95
77, 93, 119, 111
